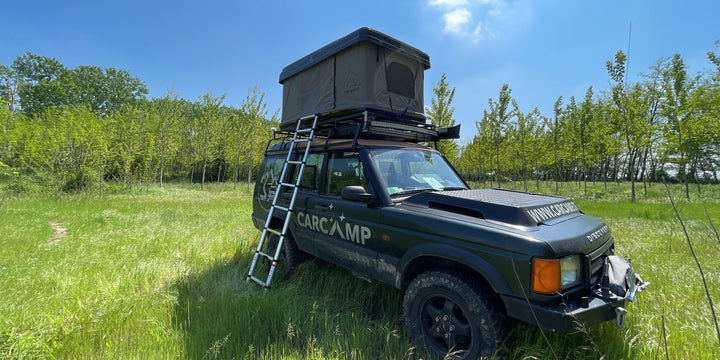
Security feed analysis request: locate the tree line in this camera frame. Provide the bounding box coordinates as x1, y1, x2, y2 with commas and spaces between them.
3, 47, 719, 200
428, 48, 720, 201
1, 53, 276, 192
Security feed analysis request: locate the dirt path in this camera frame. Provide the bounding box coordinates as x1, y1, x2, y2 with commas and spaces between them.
48, 221, 67, 246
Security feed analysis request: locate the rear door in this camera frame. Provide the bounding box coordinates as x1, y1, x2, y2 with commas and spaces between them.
302, 151, 380, 277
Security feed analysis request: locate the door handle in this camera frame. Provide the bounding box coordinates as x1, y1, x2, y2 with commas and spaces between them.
315, 204, 330, 211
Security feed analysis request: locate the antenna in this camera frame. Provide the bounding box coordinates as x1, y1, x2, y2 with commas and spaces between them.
625, 21, 632, 90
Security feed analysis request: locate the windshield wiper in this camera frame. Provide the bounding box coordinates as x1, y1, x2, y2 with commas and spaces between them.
440, 186, 467, 191
389, 188, 436, 197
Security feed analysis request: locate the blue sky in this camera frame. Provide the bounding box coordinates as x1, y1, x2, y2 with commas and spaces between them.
3, 0, 718, 142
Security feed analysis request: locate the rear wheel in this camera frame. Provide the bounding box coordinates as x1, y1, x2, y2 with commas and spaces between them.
403, 270, 506, 359
265, 229, 307, 278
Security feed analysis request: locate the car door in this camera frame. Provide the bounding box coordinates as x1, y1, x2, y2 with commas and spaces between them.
287, 151, 325, 254
303, 150, 380, 278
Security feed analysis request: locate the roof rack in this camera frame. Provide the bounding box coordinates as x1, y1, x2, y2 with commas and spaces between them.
278, 108, 460, 144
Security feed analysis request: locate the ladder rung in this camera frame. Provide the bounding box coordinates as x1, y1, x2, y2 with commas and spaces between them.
292, 138, 311, 143
273, 205, 290, 212
256, 250, 274, 261
286, 160, 303, 165
279, 182, 297, 188
248, 275, 267, 287
296, 128, 314, 133
266, 228, 281, 236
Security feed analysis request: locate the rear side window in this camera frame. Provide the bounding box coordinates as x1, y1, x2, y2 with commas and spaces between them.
293, 152, 324, 193
257, 155, 284, 202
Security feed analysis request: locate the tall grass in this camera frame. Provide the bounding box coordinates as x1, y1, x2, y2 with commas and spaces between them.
0, 182, 718, 359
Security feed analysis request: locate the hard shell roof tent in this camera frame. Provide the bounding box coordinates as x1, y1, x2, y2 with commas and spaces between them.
278, 27, 459, 142
279, 27, 430, 127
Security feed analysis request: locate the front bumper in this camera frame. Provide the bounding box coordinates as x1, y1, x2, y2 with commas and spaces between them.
503, 263, 649, 334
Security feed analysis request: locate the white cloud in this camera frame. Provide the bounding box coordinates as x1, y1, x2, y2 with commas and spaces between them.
443, 8, 472, 34
428, 0, 504, 43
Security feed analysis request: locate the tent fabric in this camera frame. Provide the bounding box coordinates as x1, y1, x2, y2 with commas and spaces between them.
279, 28, 431, 129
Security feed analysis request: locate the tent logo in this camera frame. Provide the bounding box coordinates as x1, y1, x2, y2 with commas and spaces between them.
343, 71, 361, 96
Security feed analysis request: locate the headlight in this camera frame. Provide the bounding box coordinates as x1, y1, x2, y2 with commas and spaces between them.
560, 255, 581, 288
532, 255, 582, 294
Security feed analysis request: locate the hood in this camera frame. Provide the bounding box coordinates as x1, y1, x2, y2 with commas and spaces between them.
402, 189, 581, 227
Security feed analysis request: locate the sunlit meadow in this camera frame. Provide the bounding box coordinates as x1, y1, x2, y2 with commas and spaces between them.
1, 181, 718, 359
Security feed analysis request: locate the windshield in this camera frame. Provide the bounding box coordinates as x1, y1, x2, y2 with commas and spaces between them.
369, 148, 467, 196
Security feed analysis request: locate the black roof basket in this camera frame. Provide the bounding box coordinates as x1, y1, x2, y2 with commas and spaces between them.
264, 109, 460, 153
311, 108, 460, 143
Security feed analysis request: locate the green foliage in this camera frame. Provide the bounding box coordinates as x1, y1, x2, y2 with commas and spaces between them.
657, 53, 714, 200
469, 84, 515, 188
234, 85, 277, 188
194, 92, 227, 189
8, 52, 147, 116
4, 45, 719, 198
457, 43, 720, 198
509, 104, 542, 191
151, 90, 183, 187
1, 53, 278, 192
65, 65, 149, 115
426, 73, 459, 163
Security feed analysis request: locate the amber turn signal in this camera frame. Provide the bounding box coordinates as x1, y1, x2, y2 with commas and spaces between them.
532, 258, 561, 294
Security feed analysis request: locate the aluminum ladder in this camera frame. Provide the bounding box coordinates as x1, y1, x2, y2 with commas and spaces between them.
247, 114, 318, 289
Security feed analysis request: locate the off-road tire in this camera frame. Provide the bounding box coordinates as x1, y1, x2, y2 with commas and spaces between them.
265, 229, 307, 278
403, 270, 506, 359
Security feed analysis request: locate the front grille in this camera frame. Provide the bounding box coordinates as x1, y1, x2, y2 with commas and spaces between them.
589, 253, 606, 285
585, 239, 615, 288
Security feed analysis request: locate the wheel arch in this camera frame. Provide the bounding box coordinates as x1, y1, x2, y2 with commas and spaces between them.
397, 243, 514, 297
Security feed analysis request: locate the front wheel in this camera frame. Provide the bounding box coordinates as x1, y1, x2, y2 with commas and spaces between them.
403, 271, 506, 359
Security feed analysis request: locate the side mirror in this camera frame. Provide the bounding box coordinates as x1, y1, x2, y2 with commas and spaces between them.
341, 186, 372, 203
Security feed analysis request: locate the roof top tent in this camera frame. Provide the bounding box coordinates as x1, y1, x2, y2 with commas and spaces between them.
278, 27, 458, 141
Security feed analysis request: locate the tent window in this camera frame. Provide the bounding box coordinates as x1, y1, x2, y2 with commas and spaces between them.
386, 62, 415, 98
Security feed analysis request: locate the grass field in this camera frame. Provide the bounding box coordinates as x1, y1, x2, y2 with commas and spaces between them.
0, 181, 719, 359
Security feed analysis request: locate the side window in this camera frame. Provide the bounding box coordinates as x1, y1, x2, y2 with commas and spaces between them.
285, 152, 325, 193
325, 152, 367, 196
257, 155, 284, 201
298, 153, 324, 193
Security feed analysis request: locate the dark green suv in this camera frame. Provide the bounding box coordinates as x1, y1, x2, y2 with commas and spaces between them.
251, 136, 648, 358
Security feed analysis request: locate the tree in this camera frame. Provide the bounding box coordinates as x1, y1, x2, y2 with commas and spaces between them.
659, 54, 701, 200
0, 107, 14, 163
12, 53, 68, 115
426, 73, 459, 163
544, 96, 565, 193
65, 65, 148, 115
606, 50, 655, 201
9, 53, 147, 116
510, 101, 541, 191
25, 106, 107, 192
234, 86, 271, 188
0, 64, 21, 112
577, 87, 594, 195
107, 105, 154, 187
478, 84, 514, 188
563, 96, 580, 185
152, 90, 182, 187
195, 93, 226, 190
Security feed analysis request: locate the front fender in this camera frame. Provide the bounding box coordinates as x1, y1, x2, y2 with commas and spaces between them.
396, 243, 514, 296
